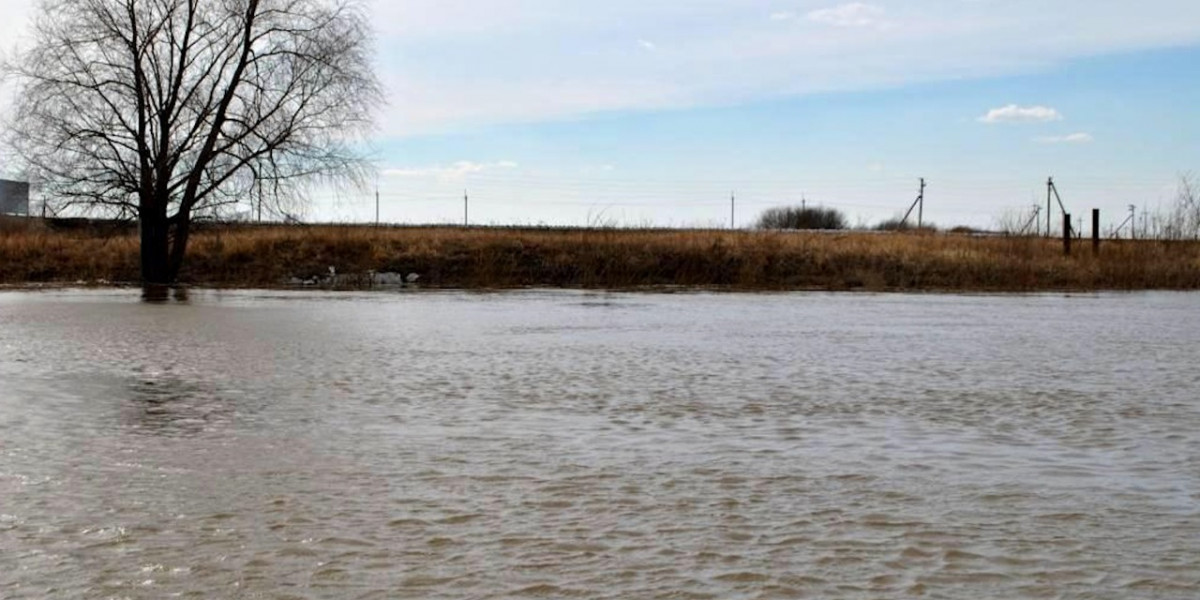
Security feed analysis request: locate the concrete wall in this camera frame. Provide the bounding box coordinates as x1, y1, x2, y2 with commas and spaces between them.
0, 179, 30, 215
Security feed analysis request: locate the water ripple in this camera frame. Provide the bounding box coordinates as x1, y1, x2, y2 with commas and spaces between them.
0, 290, 1197, 598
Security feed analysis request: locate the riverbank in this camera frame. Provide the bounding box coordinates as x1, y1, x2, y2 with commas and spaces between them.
2, 221, 1199, 291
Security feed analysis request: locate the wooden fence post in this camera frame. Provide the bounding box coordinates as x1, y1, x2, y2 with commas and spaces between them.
1063, 213, 1072, 256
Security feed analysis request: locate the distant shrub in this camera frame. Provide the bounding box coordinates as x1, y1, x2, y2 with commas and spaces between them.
875, 218, 937, 233
874, 218, 906, 231
757, 206, 847, 230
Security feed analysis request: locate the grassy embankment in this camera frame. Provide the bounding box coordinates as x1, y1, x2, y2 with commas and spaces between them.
2, 217, 1199, 291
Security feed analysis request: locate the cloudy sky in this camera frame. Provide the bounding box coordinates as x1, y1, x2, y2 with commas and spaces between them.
3, 0, 1199, 228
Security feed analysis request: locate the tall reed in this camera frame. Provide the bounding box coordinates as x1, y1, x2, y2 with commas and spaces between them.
2, 222, 1198, 291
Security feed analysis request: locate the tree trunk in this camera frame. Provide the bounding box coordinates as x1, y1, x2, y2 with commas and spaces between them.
166, 217, 192, 283
140, 212, 172, 284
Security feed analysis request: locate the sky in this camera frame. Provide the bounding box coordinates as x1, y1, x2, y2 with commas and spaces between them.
2, 0, 1199, 229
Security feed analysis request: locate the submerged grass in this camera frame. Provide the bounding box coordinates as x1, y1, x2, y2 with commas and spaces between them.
2, 219, 1199, 291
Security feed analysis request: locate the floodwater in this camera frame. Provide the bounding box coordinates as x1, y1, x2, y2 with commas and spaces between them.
1, 289, 1198, 599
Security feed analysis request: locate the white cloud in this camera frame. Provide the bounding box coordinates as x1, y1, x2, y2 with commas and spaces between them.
978, 104, 1064, 124
7, 0, 1200, 137
366, 0, 1200, 135
382, 161, 519, 180
580, 164, 617, 175
0, 0, 35, 119
381, 73, 687, 135
1034, 133, 1094, 144
807, 3, 890, 28
0, 0, 33, 48
638, 39, 657, 51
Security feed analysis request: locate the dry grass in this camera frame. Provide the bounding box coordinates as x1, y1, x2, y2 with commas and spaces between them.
2, 220, 1199, 291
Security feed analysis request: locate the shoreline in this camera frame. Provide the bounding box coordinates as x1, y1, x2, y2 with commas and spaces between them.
1, 281, 1194, 297
3, 223, 1199, 293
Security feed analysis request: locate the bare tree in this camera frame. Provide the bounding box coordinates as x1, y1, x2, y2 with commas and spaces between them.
995, 205, 1041, 237
1169, 172, 1199, 240
3, 0, 380, 282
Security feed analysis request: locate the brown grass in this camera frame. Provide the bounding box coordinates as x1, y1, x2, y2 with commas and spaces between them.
2, 219, 1199, 291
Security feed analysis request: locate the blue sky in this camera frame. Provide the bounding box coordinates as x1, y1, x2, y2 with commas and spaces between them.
361, 46, 1198, 229
355, 0, 1200, 229
3, 0, 1199, 228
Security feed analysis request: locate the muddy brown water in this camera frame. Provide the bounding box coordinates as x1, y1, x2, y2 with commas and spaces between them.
1, 289, 1198, 599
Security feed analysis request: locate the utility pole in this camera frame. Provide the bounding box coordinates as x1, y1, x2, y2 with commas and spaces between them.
1115, 204, 1136, 239
464, 190, 469, 227
1045, 177, 1068, 237
1047, 177, 1054, 237
375, 187, 380, 226
917, 178, 926, 229
1021, 205, 1041, 236
730, 191, 735, 230
899, 178, 926, 230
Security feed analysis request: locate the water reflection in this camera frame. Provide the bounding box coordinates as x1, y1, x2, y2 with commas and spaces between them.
141, 285, 190, 304
122, 376, 231, 437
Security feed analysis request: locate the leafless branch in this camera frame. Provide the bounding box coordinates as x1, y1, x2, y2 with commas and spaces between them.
2, 0, 380, 280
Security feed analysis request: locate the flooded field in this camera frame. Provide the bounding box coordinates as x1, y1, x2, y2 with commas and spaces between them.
1, 289, 1198, 599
